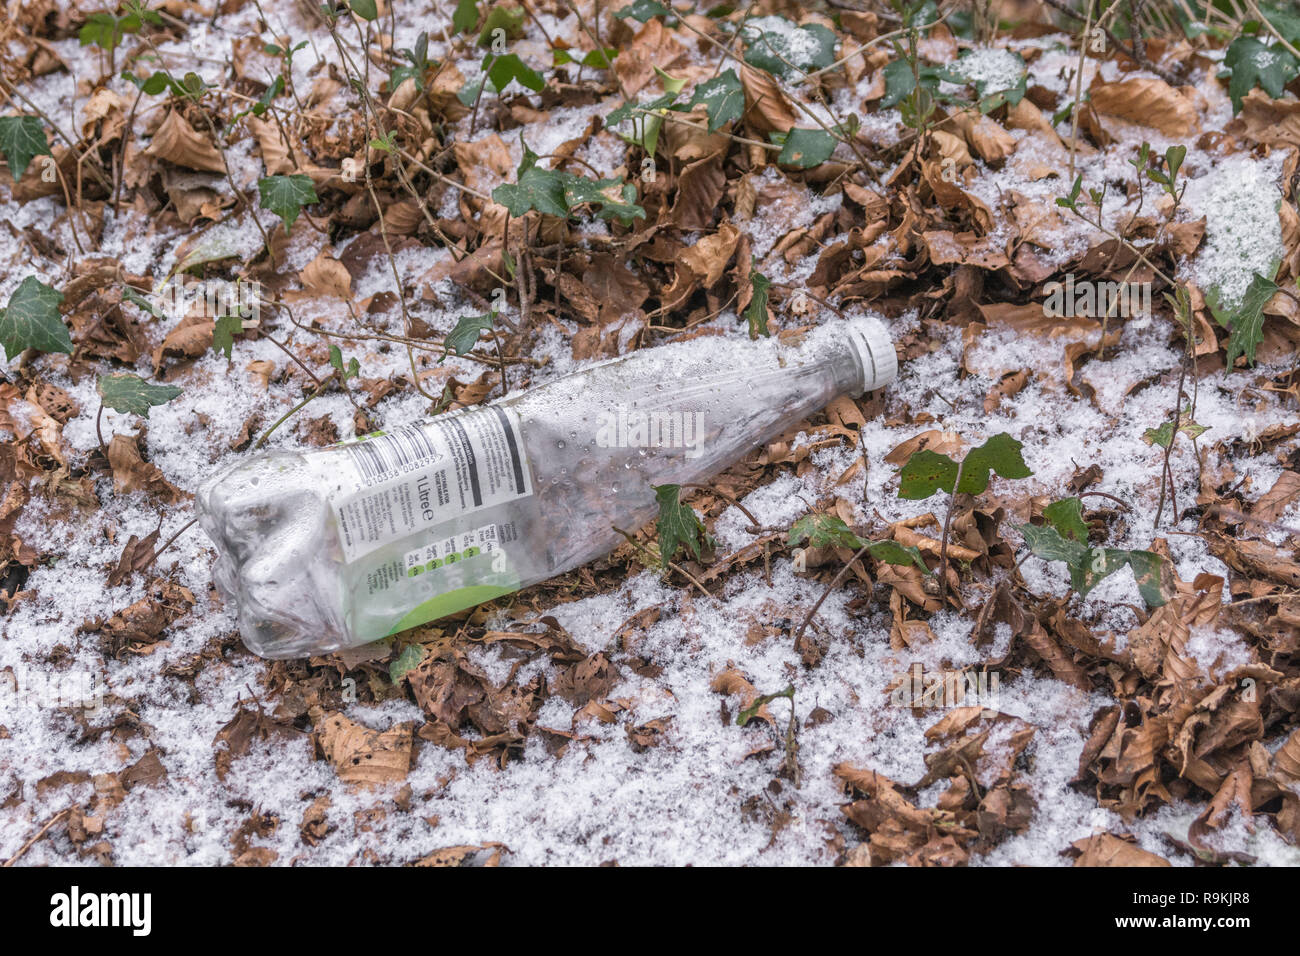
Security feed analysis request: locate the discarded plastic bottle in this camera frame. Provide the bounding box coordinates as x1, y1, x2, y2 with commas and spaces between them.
198, 316, 896, 658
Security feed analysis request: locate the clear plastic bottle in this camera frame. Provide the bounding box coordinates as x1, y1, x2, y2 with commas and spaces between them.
198, 316, 896, 658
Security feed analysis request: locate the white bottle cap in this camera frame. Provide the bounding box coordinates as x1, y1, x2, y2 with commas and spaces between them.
844, 314, 898, 394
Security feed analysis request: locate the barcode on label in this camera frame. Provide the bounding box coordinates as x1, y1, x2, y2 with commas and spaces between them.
346, 424, 440, 484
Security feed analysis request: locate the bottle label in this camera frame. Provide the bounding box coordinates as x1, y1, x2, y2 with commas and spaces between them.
330, 406, 532, 563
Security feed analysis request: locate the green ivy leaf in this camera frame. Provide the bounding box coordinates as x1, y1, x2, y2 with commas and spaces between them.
389, 643, 426, 683
898, 433, 1032, 500
743, 19, 836, 78
213, 315, 244, 360
744, 267, 771, 339
1223, 36, 1299, 113
350, 0, 378, 20
865, 539, 930, 573
453, 0, 480, 32
1019, 522, 1090, 568
257, 173, 318, 232
1143, 408, 1208, 448
776, 128, 836, 168
483, 52, 545, 94
554, 47, 617, 69
493, 137, 644, 223
1043, 497, 1090, 543
615, 0, 671, 22
492, 139, 569, 216
686, 69, 743, 132
561, 176, 645, 224
653, 483, 713, 564
121, 285, 164, 319
441, 312, 495, 361
788, 513, 862, 551
477, 4, 525, 47
0, 115, 51, 182
96, 373, 182, 417
1211, 272, 1279, 368
0, 276, 69, 359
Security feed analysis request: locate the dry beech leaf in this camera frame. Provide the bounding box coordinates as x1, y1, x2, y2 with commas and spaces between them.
1089, 78, 1199, 138
144, 109, 226, 174
317, 713, 414, 787
301, 250, 353, 299
1070, 832, 1171, 867
106, 434, 184, 501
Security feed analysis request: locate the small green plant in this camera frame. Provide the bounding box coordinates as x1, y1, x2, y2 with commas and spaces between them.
787, 514, 928, 572
897, 432, 1032, 598
328, 344, 361, 380
653, 483, 714, 565
492, 137, 644, 225
1019, 497, 1173, 607
743, 264, 771, 339
1210, 272, 1280, 369
897, 432, 1032, 500
390, 32, 432, 91
80, 2, 163, 73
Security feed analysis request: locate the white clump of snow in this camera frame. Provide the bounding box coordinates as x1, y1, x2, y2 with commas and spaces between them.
952, 47, 1025, 93
1183, 153, 1285, 308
